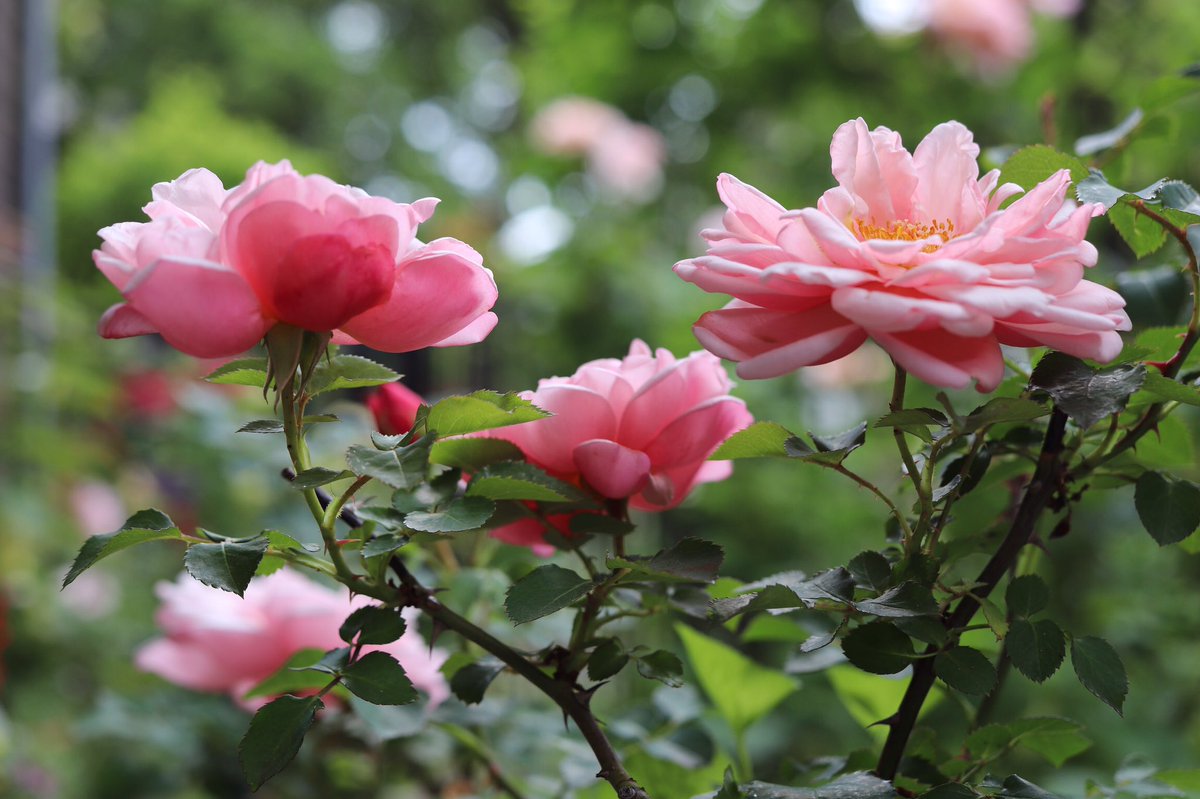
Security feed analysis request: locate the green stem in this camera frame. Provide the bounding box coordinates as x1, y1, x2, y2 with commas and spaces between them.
831, 464, 913, 541
889, 366, 930, 551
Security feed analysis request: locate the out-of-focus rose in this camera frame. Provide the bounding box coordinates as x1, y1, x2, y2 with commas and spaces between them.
95, 161, 498, 358
529, 98, 666, 203
69, 480, 127, 537
136, 570, 448, 709
674, 118, 1129, 391
489, 508, 575, 559
482, 340, 751, 553
118, 370, 179, 419
368, 382, 425, 436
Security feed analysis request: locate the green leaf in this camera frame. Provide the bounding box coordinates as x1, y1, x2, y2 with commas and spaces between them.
307, 355, 400, 396
1138, 372, 1200, 407
504, 565, 593, 624
1029, 352, 1146, 429
675, 624, 797, 731
961, 398, 1048, 434
894, 616, 948, 647
290, 467, 355, 489
588, 639, 629, 681
710, 421, 794, 459
1008, 717, 1091, 767
873, 409, 947, 443
1008, 619, 1066, 683
241, 649, 329, 700
466, 461, 584, 502
935, 646, 997, 695
346, 438, 430, 490
1134, 471, 1200, 546
841, 622, 915, 675
608, 537, 724, 584
1157, 770, 1200, 792
634, 649, 685, 687
361, 533, 409, 559
741, 772, 897, 799
1000, 146, 1089, 192
339, 606, 405, 646
342, 651, 418, 705
999, 775, 1063, 799
429, 438, 525, 471
237, 419, 285, 434
855, 582, 938, 618
1007, 574, 1050, 618
425, 391, 550, 436
62, 509, 182, 588
847, 551, 893, 592
404, 496, 495, 533
1074, 109, 1145, 157
449, 659, 505, 704
1071, 636, 1128, 715
1075, 174, 1165, 210
184, 537, 269, 596
239, 695, 323, 790
979, 596, 1009, 640
787, 422, 868, 465
204, 357, 270, 387
1109, 201, 1170, 257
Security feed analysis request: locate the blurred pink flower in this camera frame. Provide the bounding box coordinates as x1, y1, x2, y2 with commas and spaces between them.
675, 118, 1129, 391
69, 480, 127, 537
368, 382, 425, 436
483, 340, 751, 553
928, 0, 1082, 75
95, 161, 497, 358
136, 570, 448, 710
530, 97, 666, 202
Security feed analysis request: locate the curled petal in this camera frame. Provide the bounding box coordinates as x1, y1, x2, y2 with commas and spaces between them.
573, 439, 652, 499
98, 303, 159, 339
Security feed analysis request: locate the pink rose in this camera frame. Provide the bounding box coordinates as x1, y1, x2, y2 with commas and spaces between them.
530, 97, 627, 155
136, 570, 449, 710
486, 340, 752, 552
95, 161, 498, 358
674, 119, 1130, 391
368, 383, 425, 436
926, 0, 1081, 75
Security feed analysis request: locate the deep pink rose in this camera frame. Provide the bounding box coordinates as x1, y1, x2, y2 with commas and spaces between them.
368, 382, 425, 436
674, 119, 1130, 391
95, 161, 498, 358
136, 570, 448, 710
488, 340, 752, 528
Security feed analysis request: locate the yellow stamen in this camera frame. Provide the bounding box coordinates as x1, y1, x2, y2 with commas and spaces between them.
853, 218, 957, 253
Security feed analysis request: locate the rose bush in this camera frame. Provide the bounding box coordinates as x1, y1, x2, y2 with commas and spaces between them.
95, 160, 498, 358
136, 569, 448, 709
674, 118, 1130, 390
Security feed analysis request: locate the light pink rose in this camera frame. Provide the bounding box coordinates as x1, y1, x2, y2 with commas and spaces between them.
69, 480, 127, 537
368, 382, 425, 436
136, 570, 449, 710
926, 0, 1081, 75
486, 340, 752, 549
530, 97, 627, 155
95, 161, 498, 358
675, 119, 1129, 391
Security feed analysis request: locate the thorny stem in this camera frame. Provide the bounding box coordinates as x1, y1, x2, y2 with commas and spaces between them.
889, 366, 930, 550
875, 409, 1069, 780
832, 464, 914, 541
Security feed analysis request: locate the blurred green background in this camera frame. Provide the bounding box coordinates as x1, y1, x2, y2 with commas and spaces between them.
3, 0, 1200, 796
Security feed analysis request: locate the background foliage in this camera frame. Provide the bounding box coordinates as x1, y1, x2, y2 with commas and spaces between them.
4, 1, 1200, 796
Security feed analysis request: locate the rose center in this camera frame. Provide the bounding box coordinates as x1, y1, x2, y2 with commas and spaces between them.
853, 218, 957, 253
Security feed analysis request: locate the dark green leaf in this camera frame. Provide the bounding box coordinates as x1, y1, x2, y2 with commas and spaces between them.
425, 391, 550, 436
504, 565, 593, 624
710, 584, 811, 621
1074, 174, 1165, 210
841, 622, 915, 675
1007, 574, 1050, 618
847, 551, 892, 592
635, 649, 685, 687
290, 467, 355, 489
961, 398, 1048, 434
1074, 109, 1144, 157
339, 606, 405, 646
608, 537, 724, 584
307, 355, 400, 396
62, 509, 182, 588
466, 461, 585, 502
237, 419, 285, 434
204, 357, 270, 387
346, 438, 430, 490
920, 785, 981, 799
939, 447, 992, 498
742, 772, 897, 799
855, 582, 938, 618
1000, 145, 1089, 192
999, 775, 1063, 799
429, 438, 525, 471
1008, 619, 1066, 683
239, 695, 323, 790
935, 646, 997, 695
715, 767, 741, 799
711, 421, 794, 459
361, 533, 408, 559
404, 496, 495, 533
301, 647, 350, 676
1134, 471, 1200, 545
785, 422, 868, 464
183, 537, 269, 596
894, 616, 948, 647
449, 659, 505, 704
342, 651, 418, 705
1071, 636, 1128, 715
356, 506, 408, 530
1029, 352, 1146, 429
569, 514, 635, 536
873, 409, 947, 443
588, 639, 629, 681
